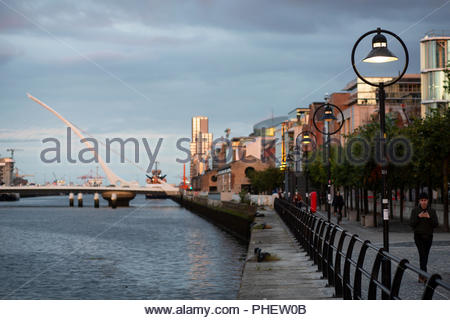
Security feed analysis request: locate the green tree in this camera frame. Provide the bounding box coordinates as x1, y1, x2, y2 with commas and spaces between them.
248, 167, 284, 194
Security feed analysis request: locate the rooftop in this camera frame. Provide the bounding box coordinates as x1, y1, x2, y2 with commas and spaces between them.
421, 30, 450, 40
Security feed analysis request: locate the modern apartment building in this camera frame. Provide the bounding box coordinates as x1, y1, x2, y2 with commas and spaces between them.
0, 157, 14, 186
337, 75, 420, 142
190, 116, 212, 179
420, 32, 450, 116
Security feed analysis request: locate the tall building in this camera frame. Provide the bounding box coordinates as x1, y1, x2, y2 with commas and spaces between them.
190, 116, 212, 179
337, 75, 421, 142
420, 32, 450, 116
0, 157, 14, 186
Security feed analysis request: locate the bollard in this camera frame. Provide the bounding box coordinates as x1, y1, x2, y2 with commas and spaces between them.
94, 193, 99, 208
78, 193, 83, 207
69, 192, 74, 207
111, 193, 117, 209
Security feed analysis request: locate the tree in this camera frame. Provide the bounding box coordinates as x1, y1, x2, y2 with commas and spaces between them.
247, 167, 284, 194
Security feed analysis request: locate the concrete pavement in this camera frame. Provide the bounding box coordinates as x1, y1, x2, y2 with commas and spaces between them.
238, 208, 335, 299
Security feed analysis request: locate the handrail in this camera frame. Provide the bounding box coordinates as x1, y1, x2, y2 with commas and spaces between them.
274, 198, 450, 300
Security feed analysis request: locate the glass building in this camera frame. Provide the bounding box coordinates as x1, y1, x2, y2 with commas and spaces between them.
420, 32, 450, 116
190, 116, 212, 179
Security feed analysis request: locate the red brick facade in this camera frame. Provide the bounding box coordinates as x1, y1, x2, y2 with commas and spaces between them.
217, 156, 272, 194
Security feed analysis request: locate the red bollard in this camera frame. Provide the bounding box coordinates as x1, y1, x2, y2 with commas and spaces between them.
310, 191, 317, 213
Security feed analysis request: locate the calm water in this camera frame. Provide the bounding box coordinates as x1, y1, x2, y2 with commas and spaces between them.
0, 195, 247, 299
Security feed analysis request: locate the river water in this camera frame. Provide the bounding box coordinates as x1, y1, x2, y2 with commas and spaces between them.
0, 195, 247, 299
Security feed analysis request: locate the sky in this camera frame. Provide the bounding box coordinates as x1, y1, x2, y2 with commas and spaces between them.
0, 0, 449, 185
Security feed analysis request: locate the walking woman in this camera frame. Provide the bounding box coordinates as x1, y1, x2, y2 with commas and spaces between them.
409, 192, 439, 283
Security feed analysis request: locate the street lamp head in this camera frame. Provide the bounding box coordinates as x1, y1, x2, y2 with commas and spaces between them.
363, 30, 398, 63
301, 132, 312, 144
320, 104, 337, 122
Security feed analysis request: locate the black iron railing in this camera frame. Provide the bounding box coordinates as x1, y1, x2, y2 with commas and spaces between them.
274, 198, 450, 300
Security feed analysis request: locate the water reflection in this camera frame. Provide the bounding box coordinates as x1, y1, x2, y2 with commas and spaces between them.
0, 195, 247, 299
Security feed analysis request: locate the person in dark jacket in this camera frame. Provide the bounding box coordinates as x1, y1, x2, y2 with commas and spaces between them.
409, 192, 439, 283
293, 192, 303, 208
332, 192, 345, 224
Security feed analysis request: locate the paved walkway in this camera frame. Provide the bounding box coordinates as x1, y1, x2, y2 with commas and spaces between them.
319, 207, 450, 245
238, 208, 334, 299
315, 207, 450, 299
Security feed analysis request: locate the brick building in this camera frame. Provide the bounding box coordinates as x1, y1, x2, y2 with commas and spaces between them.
216, 155, 272, 194
191, 169, 218, 192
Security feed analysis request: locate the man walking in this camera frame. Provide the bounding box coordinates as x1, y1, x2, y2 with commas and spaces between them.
409, 192, 439, 283
332, 191, 345, 224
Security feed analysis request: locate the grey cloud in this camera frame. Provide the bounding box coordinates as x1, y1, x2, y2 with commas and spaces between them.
0, 43, 21, 64
2, 0, 448, 39
0, 138, 40, 143
0, 0, 448, 184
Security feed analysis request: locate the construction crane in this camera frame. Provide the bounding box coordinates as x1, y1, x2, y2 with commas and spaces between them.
6, 148, 23, 159
51, 172, 66, 186
14, 168, 34, 178
13, 168, 34, 186
77, 167, 104, 186
178, 164, 190, 190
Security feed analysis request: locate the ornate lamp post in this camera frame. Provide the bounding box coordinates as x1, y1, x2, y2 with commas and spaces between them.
351, 27, 409, 299
296, 130, 317, 212
284, 152, 295, 200
312, 99, 344, 222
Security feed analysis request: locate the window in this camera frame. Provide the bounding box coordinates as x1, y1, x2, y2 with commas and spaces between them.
245, 167, 255, 178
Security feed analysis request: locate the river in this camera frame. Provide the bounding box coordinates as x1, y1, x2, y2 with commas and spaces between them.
0, 195, 247, 299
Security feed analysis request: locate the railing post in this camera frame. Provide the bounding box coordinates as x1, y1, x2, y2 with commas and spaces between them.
353, 240, 370, 300
314, 220, 326, 270
390, 259, 409, 299
334, 230, 347, 298
327, 226, 338, 287
308, 216, 317, 259
343, 235, 358, 299
368, 248, 385, 299
322, 223, 332, 281
422, 274, 442, 300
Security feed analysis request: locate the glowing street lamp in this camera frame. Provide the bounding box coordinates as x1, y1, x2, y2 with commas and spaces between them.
351, 27, 409, 300
312, 100, 344, 222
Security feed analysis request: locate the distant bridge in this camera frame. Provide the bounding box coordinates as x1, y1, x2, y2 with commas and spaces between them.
0, 185, 179, 196
0, 185, 179, 207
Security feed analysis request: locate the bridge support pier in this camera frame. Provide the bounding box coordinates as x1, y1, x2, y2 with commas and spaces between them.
111, 193, 117, 209
94, 193, 99, 208
78, 193, 83, 207
69, 192, 74, 207
101, 191, 135, 208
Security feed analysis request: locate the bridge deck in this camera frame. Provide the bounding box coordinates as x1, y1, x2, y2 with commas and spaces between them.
0, 186, 179, 196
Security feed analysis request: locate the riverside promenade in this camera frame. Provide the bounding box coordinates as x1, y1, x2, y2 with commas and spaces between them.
328, 209, 450, 299
238, 208, 335, 299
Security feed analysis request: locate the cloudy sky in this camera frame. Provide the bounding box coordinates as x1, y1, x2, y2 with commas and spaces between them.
0, 0, 449, 185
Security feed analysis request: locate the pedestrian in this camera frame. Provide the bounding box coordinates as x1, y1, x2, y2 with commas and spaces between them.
277, 189, 283, 200
332, 192, 345, 224
293, 192, 303, 208
409, 192, 439, 283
